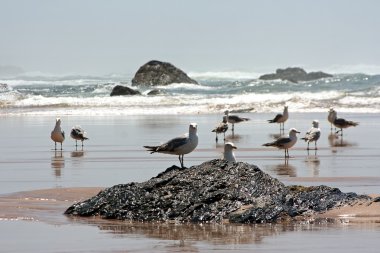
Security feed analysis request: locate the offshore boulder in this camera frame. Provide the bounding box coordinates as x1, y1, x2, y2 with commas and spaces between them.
131, 60, 198, 86
259, 67, 333, 83
65, 159, 367, 223
110, 85, 141, 96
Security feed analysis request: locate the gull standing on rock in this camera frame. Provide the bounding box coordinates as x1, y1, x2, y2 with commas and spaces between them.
212, 116, 228, 142
70, 126, 89, 149
268, 106, 289, 133
51, 118, 65, 150
224, 110, 250, 133
263, 128, 300, 158
301, 120, 321, 150
222, 142, 237, 162
144, 123, 198, 168
330, 110, 359, 136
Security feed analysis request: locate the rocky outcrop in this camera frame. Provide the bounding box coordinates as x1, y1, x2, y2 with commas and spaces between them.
147, 89, 164, 96
110, 85, 141, 96
259, 67, 333, 83
65, 160, 368, 223
131, 60, 198, 86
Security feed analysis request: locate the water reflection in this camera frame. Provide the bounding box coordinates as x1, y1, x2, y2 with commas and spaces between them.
269, 133, 283, 140
305, 152, 320, 177
225, 133, 241, 141
67, 218, 319, 246
71, 150, 84, 158
51, 151, 64, 177
328, 133, 357, 148
268, 160, 297, 177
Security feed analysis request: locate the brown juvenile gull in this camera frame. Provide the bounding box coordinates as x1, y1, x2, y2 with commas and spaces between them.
51, 118, 65, 150
301, 120, 321, 150
212, 115, 228, 142
144, 123, 198, 168
263, 128, 300, 158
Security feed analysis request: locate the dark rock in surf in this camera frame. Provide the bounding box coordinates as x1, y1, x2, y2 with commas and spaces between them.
147, 89, 164, 96
65, 159, 368, 223
131, 60, 198, 86
259, 67, 333, 83
110, 85, 141, 96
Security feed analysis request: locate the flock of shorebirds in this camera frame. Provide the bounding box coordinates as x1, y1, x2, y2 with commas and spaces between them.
50, 107, 359, 168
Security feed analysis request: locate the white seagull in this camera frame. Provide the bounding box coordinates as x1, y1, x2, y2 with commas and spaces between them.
263, 128, 300, 158
51, 118, 65, 150
224, 110, 250, 132
330, 110, 359, 136
70, 126, 89, 149
144, 123, 198, 168
212, 116, 228, 142
222, 142, 237, 162
301, 120, 321, 150
268, 106, 289, 132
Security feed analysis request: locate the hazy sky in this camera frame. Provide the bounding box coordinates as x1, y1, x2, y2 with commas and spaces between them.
1, 0, 380, 75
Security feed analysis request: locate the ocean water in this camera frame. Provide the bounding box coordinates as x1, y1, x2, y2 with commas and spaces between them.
1, 72, 380, 115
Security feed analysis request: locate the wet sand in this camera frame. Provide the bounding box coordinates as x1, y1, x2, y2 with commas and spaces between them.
1, 113, 380, 252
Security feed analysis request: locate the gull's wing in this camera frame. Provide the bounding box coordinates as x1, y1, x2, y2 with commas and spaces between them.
268, 113, 282, 123
156, 135, 189, 153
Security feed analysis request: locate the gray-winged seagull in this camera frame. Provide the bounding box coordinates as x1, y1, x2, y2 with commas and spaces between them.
70, 126, 89, 149
222, 142, 237, 162
268, 106, 289, 132
224, 110, 250, 132
263, 128, 300, 158
330, 110, 359, 136
144, 123, 198, 168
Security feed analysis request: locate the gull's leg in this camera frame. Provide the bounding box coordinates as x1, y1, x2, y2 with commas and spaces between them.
60, 142, 63, 150
315, 141, 318, 150
215, 133, 218, 142
307, 142, 310, 150
55, 142, 57, 150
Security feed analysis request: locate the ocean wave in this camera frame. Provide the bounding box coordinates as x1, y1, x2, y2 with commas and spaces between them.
1, 72, 379, 115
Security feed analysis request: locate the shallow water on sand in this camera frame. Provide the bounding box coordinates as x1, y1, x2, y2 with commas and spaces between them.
0, 113, 379, 194
0, 113, 379, 252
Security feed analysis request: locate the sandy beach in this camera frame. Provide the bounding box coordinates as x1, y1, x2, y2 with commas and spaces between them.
1, 113, 380, 252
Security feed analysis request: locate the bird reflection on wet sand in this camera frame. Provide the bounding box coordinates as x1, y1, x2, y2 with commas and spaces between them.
51, 151, 64, 177
71, 150, 85, 158
328, 133, 356, 148
305, 152, 320, 177
268, 160, 297, 177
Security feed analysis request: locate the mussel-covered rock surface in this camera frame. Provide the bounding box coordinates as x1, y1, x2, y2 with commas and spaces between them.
65, 159, 368, 223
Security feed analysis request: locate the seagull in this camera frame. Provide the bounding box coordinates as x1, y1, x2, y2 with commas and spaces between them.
70, 126, 89, 149
222, 142, 237, 162
224, 110, 250, 132
301, 120, 321, 150
330, 110, 359, 136
144, 123, 198, 168
263, 128, 300, 158
51, 118, 65, 150
268, 106, 289, 132
212, 116, 228, 142
327, 108, 336, 131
